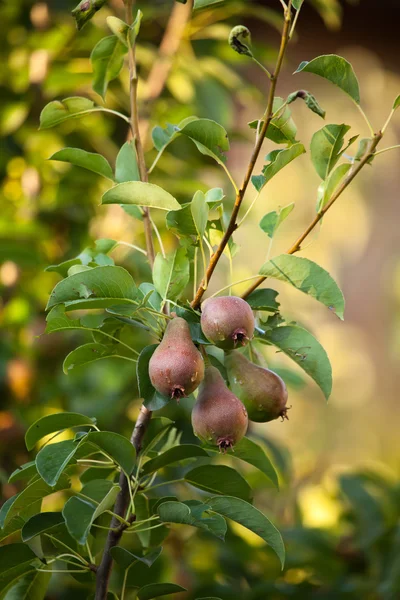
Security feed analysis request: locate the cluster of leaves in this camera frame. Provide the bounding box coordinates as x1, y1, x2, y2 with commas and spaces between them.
2, 0, 400, 598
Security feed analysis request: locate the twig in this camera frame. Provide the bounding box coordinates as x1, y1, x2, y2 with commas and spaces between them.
241, 131, 383, 298
140, 0, 193, 144
191, 2, 293, 309
95, 406, 152, 599
125, 0, 155, 267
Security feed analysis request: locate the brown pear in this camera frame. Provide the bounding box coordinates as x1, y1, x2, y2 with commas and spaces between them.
200, 296, 255, 350
149, 317, 204, 399
225, 350, 288, 423
191, 365, 248, 451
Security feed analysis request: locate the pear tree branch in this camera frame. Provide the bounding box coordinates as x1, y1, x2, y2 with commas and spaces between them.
191, 1, 293, 309
241, 131, 383, 299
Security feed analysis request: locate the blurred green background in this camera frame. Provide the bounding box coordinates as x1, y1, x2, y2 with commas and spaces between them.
1, 0, 400, 598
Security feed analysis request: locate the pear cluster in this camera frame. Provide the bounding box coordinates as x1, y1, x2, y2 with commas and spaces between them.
148, 296, 288, 452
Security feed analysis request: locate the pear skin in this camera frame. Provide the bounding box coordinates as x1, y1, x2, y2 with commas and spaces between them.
192, 365, 248, 451
225, 351, 288, 423
200, 296, 255, 350
149, 317, 204, 399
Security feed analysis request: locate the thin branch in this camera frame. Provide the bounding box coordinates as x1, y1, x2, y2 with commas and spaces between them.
140, 0, 193, 144
373, 144, 400, 157
241, 131, 383, 298
125, 0, 155, 267
95, 405, 152, 599
191, 2, 293, 309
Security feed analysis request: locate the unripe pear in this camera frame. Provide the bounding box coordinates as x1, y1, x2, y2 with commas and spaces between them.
149, 317, 204, 399
225, 351, 288, 423
200, 296, 255, 350
191, 365, 248, 451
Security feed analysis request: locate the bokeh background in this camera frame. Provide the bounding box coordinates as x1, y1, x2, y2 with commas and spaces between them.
1, 0, 400, 598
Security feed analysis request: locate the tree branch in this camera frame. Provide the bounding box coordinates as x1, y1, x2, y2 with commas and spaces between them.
191, 2, 293, 310
125, 0, 155, 266
140, 0, 193, 144
95, 406, 152, 599
241, 131, 383, 299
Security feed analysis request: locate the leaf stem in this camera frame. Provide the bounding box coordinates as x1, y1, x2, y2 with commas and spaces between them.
141, 478, 185, 493
118, 241, 147, 256
251, 56, 272, 79
208, 275, 262, 298
373, 144, 400, 157
354, 102, 375, 136
191, 1, 293, 309
44, 534, 89, 565
237, 191, 261, 228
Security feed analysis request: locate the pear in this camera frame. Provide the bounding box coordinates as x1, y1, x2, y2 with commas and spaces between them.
191, 365, 248, 451
200, 296, 255, 350
149, 317, 204, 399
225, 351, 288, 423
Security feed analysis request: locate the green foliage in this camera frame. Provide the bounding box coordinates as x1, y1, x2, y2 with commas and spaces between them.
310, 123, 352, 179
3, 0, 397, 598
295, 54, 361, 103
258, 324, 333, 399
258, 254, 345, 319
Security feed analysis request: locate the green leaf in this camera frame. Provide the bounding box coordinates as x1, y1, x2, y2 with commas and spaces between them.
63, 342, 124, 374
252, 144, 305, 192
286, 90, 325, 118
39, 97, 95, 129
25, 412, 95, 451
86, 431, 136, 474
49, 147, 114, 181
115, 141, 140, 183
194, 0, 225, 9
180, 119, 229, 165
207, 496, 285, 567
157, 501, 226, 540
36, 440, 80, 486
316, 162, 351, 212
191, 191, 209, 239
259, 254, 345, 319
110, 546, 162, 570
0, 544, 37, 599
46, 265, 138, 311
106, 16, 130, 46
393, 94, 400, 110
72, 0, 107, 30
21, 513, 64, 542
207, 437, 279, 489
142, 445, 209, 475
259, 203, 295, 238
249, 98, 297, 145
151, 117, 198, 153
137, 583, 187, 600
141, 418, 174, 455
310, 123, 351, 179
63, 480, 120, 544
2, 568, 51, 600
2, 475, 71, 528
8, 462, 37, 484
137, 345, 171, 411
102, 181, 181, 211
292, 0, 304, 9
295, 54, 360, 104
185, 465, 253, 502
246, 289, 280, 313
129, 10, 143, 46
91, 35, 127, 100
166, 203, 197, 238
260, 325, 332, 399
152, 248, 190, 301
